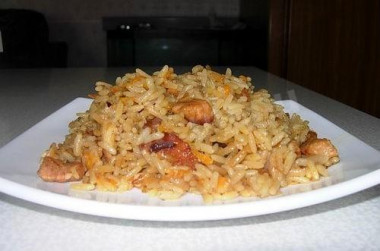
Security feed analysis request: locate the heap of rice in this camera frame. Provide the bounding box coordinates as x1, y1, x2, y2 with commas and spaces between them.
38, 65, 340, 202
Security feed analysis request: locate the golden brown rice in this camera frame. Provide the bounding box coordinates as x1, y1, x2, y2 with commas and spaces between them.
38, 65, 339, 202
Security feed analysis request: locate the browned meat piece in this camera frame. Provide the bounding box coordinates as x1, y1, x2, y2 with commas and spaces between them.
150, 140, 175, 152
172, 99, 214, 125
300, 131, 338, 159
240, 88, 251, 101
141, 133, 197, 168
288, 140, 301, 157
144, 117, 162, 131
305, 130, 318, 142
37, 156, 86, 182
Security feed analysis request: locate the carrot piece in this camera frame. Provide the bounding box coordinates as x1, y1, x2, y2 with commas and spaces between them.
193, 150, 213, 166
223, 85, 231, 96
217, 176, 229, 192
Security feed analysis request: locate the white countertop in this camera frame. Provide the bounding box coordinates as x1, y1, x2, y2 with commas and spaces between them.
0, 67, 379, 250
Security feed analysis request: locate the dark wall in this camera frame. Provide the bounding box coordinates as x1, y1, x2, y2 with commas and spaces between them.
269, 0, 380, 117
240, 0, 269, 69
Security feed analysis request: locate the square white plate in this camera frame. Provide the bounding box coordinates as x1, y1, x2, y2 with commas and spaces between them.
0, 98, 379, 221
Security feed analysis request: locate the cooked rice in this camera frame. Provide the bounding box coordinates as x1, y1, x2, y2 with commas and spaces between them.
39, 65, 339, 202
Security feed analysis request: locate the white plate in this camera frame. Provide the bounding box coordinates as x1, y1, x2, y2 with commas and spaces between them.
0, 98, 379, 221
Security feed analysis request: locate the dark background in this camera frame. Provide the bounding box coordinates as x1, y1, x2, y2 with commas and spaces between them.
0, 0, 379, 117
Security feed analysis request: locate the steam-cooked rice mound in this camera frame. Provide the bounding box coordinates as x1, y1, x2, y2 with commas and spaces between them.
38, 65, 340, 202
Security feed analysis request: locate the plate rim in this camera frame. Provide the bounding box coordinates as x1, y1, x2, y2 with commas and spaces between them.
0, 98, 379, 221
1, 169, 379, 221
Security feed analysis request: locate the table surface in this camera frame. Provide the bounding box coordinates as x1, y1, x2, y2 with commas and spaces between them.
0, 66, 379, 250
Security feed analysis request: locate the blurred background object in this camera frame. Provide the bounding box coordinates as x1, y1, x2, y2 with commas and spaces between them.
103, 16, 267, 68
0, 0, 378, 117
0, 9, 67, 68
1, 0, 267, 68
